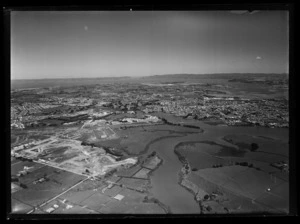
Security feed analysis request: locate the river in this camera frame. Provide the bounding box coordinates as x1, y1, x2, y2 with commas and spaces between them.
147, 113, 288, 214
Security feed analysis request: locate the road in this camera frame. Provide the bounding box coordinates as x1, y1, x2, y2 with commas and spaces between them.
27, 176, 90, 214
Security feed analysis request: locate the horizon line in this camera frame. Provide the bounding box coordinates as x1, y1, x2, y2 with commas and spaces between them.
11, 72, 289, 81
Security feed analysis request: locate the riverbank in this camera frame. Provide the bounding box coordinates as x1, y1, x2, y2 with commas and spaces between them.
173, 140, 289, 214
175, 148, 203, 213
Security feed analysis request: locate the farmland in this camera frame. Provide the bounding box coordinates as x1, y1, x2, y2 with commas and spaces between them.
173, 129, 289, 213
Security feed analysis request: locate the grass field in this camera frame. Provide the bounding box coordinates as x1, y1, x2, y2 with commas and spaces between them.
115, 164, 142, 177
11, 160, 45, 176
11, 165, 85, 210
103, 185, 123, 197
223, 134, 288, 155
192, 166, 288, 212
59, 189, 97, 205
53, 205, 98, 214
181, 150, 226, 170
14, 165, 57, 185
118, 177, 149, 191
80, 192, 112, 211
132, 168, 151, 179
11, 198, 33, 214
174, 134, 289, 214
60, 177, 107, 205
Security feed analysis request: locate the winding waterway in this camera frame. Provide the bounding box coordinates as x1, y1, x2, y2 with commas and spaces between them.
146, 113, 288, 214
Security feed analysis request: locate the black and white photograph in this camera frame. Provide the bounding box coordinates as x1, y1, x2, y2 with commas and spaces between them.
7, 6, 292, 217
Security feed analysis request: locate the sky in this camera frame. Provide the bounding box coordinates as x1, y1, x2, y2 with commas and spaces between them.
11, 10, 289, 80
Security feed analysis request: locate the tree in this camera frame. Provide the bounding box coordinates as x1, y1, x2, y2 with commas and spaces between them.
20, 183, 27, 189
11, 177, 19, 182
241, 114, 248, 122
206, 206, 212, 212
250, 143, 259, 152
240, 162, 248, 166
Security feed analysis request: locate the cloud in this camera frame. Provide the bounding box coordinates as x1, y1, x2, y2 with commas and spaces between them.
256, 56, 262, 60
84, 25, 88, 31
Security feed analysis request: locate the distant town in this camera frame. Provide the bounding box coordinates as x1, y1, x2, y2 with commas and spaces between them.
11, 74, 288, 130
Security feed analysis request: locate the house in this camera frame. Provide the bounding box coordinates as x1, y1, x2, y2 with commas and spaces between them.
45, 207, 55, 213
114, 194, 124, 201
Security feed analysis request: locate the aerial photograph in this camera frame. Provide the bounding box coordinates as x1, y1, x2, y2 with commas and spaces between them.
9, 10, 289, 216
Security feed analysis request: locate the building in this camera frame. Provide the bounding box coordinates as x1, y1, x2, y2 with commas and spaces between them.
114, 194, 124, 201
45, 207, 55, 213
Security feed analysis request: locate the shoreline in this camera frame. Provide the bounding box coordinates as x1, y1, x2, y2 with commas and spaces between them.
143, 154, 172, 214
174, 148, 202, 213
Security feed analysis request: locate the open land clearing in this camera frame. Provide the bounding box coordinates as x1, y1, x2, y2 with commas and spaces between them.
12, 133, 138, 177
